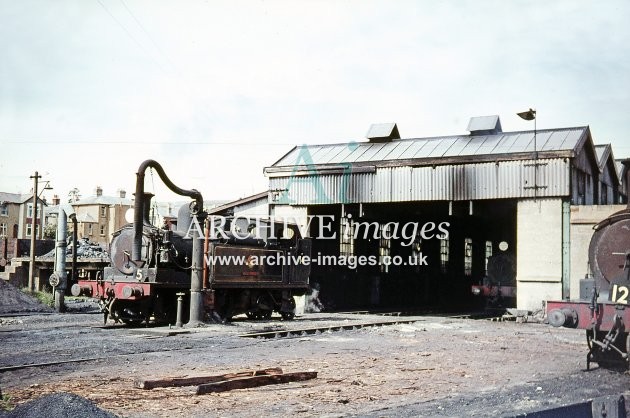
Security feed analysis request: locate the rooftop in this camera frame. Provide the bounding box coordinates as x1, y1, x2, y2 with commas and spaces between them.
267, 126, 590, 171
0, 192, 47, 205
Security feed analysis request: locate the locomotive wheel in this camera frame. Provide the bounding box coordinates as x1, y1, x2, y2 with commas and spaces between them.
281, 311, 295, 321
247, 310, 272, 320
121, 318, 143, 326
280, 297, 296, 321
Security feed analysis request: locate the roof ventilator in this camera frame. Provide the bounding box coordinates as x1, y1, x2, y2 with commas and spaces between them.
467, 115, 502, 136
366, 123, 400, 143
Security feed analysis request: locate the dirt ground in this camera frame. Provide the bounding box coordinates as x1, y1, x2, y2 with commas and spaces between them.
2, 308, 630, 417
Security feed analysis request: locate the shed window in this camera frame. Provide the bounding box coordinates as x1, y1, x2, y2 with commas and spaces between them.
464, 238, 473, 276
576, 170, 586, 205
0, 223, 7, 237
411, 234, 422, 266
339, 216, 355, 258
379, 224, 391, 274
440, 238, 449, 273
484, 241, 493, 274
0, 205, 7, 216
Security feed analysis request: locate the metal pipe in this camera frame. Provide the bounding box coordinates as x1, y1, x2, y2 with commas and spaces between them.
176, 292, 184, 327
53, 204, 76, 312
132, 160, 203, 264
186, 219, 206, 327
142, 193, 154, 226
28, 171, 41, 291
203, 218, 210, 289
71, 216, 77, 284
131, 160, 207, 325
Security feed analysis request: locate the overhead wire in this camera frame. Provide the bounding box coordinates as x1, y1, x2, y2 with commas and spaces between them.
119, 0, 180, 75
94, 0, 170, 76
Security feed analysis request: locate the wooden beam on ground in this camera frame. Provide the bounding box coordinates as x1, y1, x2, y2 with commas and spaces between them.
196, 371, 318, 395
134, 367, 283, 390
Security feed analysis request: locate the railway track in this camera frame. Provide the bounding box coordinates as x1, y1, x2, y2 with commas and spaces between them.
239, 318, 420, 339
1, 318, 422, 372
337, 309, 506, 320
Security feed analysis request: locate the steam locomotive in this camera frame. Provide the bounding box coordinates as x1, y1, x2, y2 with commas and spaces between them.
71, 160, 311, 325
471, 249, 516, 310
547, 161, 630, 369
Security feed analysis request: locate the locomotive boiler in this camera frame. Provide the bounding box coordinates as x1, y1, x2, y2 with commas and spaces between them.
547, 159, 630, 369
71, 160, 311, 325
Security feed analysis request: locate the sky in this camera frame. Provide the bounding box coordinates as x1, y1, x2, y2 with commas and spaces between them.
1, 0, 629, 205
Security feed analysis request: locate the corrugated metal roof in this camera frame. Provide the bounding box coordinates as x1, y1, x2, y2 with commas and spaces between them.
269, 127, 588, 169
594, 144, 611, 169
616, 160, 625, 177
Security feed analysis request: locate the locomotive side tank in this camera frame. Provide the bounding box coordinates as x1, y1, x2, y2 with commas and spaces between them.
547, 159, 630, 369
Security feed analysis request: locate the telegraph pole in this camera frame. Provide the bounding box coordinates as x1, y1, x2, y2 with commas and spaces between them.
28, 171, 41, 291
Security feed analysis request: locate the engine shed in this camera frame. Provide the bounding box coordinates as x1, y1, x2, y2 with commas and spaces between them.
263, 116, 621, 312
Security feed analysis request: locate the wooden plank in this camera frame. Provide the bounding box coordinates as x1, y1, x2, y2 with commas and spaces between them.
134, 367, 283, 390
196, 371, 317, 395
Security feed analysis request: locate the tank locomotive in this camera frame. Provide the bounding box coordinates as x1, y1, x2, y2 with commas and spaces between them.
71, 160, 311, 324
547, 159, 630, 369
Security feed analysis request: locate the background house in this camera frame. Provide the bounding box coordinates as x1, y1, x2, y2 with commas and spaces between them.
1, 192, 50, 270
70, 187, 133, 248
0, 192, 47, 240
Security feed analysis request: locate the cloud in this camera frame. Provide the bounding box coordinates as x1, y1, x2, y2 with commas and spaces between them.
1, 0, 630, 201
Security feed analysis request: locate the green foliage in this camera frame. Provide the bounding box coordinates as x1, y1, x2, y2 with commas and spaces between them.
20, 288, 54, 307
43, 222, 57, 240
0, 391, 14, 412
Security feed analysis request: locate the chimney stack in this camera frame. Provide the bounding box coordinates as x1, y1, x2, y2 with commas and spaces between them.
52, 195, 60, 205
119, 189, 126, 199
95, 186, 103, 197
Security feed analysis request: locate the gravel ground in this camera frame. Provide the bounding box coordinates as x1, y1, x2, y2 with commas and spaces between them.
2, 392, 116, 418
0, 280, 53, 315
1, 311, 629, 417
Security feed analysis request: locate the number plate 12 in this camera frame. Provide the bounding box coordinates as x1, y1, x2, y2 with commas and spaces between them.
611, 284, 630, 304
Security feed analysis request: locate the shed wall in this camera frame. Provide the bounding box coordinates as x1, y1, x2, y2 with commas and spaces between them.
270, 158, 570, 205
